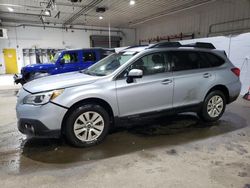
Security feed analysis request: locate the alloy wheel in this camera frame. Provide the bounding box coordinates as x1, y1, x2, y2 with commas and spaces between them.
73, 111, 104, 142
207, 95, 224, 118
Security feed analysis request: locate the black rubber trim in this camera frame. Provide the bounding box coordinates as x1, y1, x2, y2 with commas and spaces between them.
50, 101, 69, 109
114, 102, 202, 127
18, 118, 60, 137
23, 87, 32, 94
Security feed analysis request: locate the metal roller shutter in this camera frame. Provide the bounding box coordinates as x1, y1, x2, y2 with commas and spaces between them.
90, 35, 121, 48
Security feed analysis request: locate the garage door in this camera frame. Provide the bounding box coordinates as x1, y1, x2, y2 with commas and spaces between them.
90, 35, 121, 48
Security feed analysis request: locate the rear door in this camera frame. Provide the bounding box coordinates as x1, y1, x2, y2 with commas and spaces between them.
170, 50, 216, 107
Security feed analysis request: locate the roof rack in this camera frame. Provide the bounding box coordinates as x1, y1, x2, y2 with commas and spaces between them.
148, 42, 181, 48
148, 42, 216, 49
182, 42, 216, 49
125, 45, 149, 50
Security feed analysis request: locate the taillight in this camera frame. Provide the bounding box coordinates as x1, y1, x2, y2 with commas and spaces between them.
231, 68, 240, 77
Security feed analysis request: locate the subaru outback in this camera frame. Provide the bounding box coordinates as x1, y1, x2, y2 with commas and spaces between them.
16, 42, 241, 147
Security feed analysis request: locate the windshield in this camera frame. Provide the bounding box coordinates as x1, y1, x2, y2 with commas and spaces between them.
51, 52, 61, 63
83, 52, 136, 76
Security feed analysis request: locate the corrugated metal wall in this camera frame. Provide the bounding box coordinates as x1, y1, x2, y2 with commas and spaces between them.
136, 0, 250, 43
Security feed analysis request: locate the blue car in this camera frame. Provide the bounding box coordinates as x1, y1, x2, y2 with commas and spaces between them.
14, 48, 114, 85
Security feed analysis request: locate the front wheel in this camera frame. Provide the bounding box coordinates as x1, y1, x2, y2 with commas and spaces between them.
65, 104, 110, 147
198, 90, 226, 122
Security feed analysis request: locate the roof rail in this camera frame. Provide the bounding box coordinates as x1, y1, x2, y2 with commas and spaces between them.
125, 45, 149, 50
148, 42, 181, 48
149, 42, 216, 49
182, 42, 216, 49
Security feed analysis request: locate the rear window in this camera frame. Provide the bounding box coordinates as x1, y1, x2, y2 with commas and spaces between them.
168, 51, 225, 71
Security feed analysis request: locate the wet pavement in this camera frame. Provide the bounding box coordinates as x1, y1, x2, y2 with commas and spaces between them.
0, 88, 250, 188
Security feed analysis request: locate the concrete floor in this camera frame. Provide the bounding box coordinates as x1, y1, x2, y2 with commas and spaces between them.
0, 81, 250, 188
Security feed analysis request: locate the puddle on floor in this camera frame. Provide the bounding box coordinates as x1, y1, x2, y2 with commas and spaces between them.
0, 89, 249, 174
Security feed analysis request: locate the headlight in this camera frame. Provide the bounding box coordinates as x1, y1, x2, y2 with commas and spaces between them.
23, 89, 64, 105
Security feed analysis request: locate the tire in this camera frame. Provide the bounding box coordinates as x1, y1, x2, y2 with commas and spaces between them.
65, 104, 110, 147
198, 90, 226, 122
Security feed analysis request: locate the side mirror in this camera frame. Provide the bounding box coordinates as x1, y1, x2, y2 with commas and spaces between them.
59, 58, 65, 65
126, 69, 143, 83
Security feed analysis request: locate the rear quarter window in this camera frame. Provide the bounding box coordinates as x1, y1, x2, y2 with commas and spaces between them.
203, 52, 225, 67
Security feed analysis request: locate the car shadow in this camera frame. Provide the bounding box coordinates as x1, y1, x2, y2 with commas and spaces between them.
19, 111, 247, 167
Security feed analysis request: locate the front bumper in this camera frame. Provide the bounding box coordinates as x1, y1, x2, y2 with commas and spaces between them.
18, 118, 60, 137
16, 101, 68, 137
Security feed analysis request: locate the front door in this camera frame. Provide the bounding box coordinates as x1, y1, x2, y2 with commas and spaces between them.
3, 49, 18, 74
116, 52, 174, 117
58, 51, 81, 73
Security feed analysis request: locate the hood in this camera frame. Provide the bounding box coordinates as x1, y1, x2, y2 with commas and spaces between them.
23, 72, 100, 93
23, 63, 55, 72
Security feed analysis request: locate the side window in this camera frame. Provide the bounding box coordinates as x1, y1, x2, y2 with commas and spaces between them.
198, 52, 211, 69
131, 53, 168, 76
83, 52, 96, 62
203, 52, 225, 67
62, 52, 78, 64
117, 52, 169, 79
169, 51, 200, 71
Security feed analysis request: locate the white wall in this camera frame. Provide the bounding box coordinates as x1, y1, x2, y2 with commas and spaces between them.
136, 0, 250, 43
0, 26, 136, 74
133, 0, 250, 94
180, 33, 250, 94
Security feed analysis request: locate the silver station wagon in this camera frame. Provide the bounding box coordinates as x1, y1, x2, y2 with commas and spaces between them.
16, 42, 241, 147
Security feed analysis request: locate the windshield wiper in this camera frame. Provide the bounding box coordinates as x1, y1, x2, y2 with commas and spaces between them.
93, 73, 106, 76
80, 69, 105, 76
79, 69, 86, 73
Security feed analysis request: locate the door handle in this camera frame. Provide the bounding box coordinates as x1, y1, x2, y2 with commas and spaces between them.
161, 79, 172, 85
203, 73, 212, 78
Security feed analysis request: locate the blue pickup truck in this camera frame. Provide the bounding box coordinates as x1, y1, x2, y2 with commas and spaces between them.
14, 48, 114, 85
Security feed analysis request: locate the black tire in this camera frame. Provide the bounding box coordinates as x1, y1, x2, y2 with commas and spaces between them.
65, 104, 110, 147
198, 90, 226, 122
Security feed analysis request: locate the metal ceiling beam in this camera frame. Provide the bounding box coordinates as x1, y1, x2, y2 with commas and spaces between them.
3, 23, 125, 35
0, 11, 51, 17
0, 3, 42, 9
39, 1, 85, 8
0, 18, 53, 24
63, 0, 103, 25
129, 0, 216, 26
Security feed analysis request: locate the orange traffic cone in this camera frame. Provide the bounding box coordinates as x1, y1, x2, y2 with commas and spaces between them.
243, 87, 250, 101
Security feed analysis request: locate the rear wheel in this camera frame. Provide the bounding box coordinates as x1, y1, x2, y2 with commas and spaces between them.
65, 104, 110, 147
198, 90, 226, 122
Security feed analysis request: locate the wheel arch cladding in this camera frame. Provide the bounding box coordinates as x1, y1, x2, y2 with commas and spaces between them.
61, 98, 114, 134
206, 85, 229, 104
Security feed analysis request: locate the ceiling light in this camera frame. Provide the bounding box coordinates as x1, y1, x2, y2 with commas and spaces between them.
7, 7, 14, 12
99, 16, 103, 20
129, 0, 135, 6
44, 10, 51, 16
